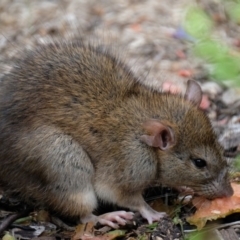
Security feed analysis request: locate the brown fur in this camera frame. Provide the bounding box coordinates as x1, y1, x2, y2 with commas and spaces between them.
0, 41, 233, 221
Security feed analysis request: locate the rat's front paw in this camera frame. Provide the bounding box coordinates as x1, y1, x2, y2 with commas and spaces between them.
139, 205, 167, 224
98, 211, 134, 229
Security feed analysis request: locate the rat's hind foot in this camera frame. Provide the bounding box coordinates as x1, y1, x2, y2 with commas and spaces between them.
98, 211, 134, 229
81, 211, 134, 229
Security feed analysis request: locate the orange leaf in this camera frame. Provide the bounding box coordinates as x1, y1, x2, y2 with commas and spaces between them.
72, 222, 94, 240
187, 183, 240, 230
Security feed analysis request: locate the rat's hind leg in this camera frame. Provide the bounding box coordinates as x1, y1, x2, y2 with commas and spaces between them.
1, 124, 134, 228
7, 125, 98, 220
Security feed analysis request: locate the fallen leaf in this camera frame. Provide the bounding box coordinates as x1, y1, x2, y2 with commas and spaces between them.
2, 232, 16, 240
187, 183, 240, 230
35, 210, 50, 222
184, 7, 213, 39
73, 222, 94, 240
103, 229, 127, 240
151, 198, 176, 216
72, 222, 127, 240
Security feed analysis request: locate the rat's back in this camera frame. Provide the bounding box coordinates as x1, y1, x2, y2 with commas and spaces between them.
0, 42, 141, 129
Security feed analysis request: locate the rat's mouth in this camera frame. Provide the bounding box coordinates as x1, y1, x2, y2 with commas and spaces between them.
177, 186, 216, 199
192, 184, 233, 200
176, 186, 195, 196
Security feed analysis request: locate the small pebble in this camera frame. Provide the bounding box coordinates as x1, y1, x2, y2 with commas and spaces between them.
221, 88, 240, 105
201, 81, 223, 98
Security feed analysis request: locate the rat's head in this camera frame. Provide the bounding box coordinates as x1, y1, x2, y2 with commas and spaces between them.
140, 80, 233, 199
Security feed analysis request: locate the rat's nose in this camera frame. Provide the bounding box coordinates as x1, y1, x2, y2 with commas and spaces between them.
215, 182, 233, 198
223, 184, 234, 197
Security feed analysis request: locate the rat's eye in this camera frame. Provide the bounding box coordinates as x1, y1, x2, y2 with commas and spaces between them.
192, 159, 207, 168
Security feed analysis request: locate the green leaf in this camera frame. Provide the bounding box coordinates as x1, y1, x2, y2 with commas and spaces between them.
210, 56, 240, 80
234, 155, 240, 171
104, 230, 127, 240
184, 7, 213, 38
146, 222, 158, 230
226, 2, 240, 24
193, 39, 228, 62
2, 233, 16, 240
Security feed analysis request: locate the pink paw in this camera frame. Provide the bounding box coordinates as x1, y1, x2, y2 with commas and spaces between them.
98, 211, 134, 229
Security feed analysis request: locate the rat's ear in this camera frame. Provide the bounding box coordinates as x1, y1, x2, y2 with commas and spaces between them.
140, 119, 175, 150
184, 80, 202, 107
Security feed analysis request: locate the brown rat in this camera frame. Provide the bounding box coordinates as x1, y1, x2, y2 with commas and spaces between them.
0, 41, 233, 228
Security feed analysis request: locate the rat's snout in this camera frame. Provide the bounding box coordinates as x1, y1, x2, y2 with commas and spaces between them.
212, 184, 233, 199
220, 182, 233, 198
226, 180, 234, 197
208, 179, 233, 199
209, 168, 234, 199
197, 176, 233, 200
217, 170, 234, 198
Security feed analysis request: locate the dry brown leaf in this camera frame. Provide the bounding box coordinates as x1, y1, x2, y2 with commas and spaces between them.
72, 222, 126, 240
151, 198, 175, 215
187, 183, 240, 230
72, 222, 94, 240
